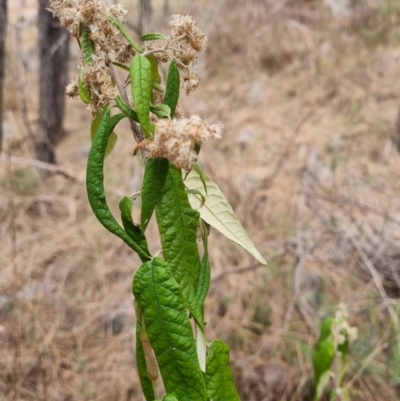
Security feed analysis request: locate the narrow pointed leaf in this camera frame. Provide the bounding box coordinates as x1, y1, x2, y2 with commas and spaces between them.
86, 108, 151, 261
115, 96, 139, 122
141, 157, 169, 233
195, 221, 210, 309
185, 167, 267, 265
163, 61, 180, 116
205, 340, 241, 401
80, 24, 95, 65
109, 14, 143, 53
141, 32, 168, 41
150, 104, 171, 119
130, 55, 153, 137
90, 112, 118, 158
133, 258, 207, 401
136, 320, 156, 401
119, 197, 151, 262
156, 166, 203, 326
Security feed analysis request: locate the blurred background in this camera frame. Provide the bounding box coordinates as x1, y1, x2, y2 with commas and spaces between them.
1, 0, 400, 400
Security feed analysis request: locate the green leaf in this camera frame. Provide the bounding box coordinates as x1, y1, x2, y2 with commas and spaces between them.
109, 14, 143, 53
313, 318, 335, 400
78, 73, 90, 104
141, 32, 168, 41
195, 322, 207, 373
193, 164, 207, 194
163, 395, 179, 401
130, 55, 154, 137
152, 82, 165, 92
141, 157, 169, 233
80, 24, 95, 65
156, 166, 204, 326
185, 167, 267, 265
163, 61, 180, 117
195, 220, 210, 310
146, 54, 162, 84
112, 61, 130, 72
205, 340, 241, 401
135, 318, 157, 401
185, 189, 205, 208
119, 197, 151, 262
133, 258, 207, 401
86, 108, 151, 261
115, 96, 139, 122
150, 104, 171, 119
90, 112, 118, 158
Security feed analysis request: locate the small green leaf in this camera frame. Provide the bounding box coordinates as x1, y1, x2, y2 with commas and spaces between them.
90, 112, 118, 158
78, 73, 91, 104
185, 167, 267, 265
205, 340, 241, 401
109, 14, 143, 53
185, 189, 205, 208
135, 317, 157, 401
150, 104, 171, 119
195, 220, 210, 310
146, 54, 162, 84
163, 61, 180, 117
80, 24, 95, 65
112, 61, 130, 72
141, 32, 168, 41
152, 82, 165, 92
193, 164, 207, 194
195, 322, 207, 373
156, 166, 204, 327
119, 197, 151, 262
163, 395, 179, 401
115, 96, 139, 122
313, 318, 335, 401
130, 55, 154, 137
141, 157, 169, 233
133, 258, 207, 401
86, 108, 151, 261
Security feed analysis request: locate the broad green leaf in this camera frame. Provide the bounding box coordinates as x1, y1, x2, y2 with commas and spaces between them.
313, 318, 335, 401
119, 197, 151, 262
86, 108, 151, 261
150, 104, 171, 119
141, 32, 168, 41
146, 54, 162, 84
185, 168, 267, 265
90, 112, 118, 158
78, 73, 90, 104
130, 55, 154, 137
80, 24, 95, 65
163, 61, 180, 116
156, 166, 204, 326
205, 340, 241, 401
109, 14, 143, 53
132, 258, 207, 401
141, 157, 169, 233
135, 317, 157, 401
115, 96, 139, 122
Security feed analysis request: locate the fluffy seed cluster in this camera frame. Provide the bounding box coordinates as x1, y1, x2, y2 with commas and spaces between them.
50, 0, 133, 112
148, 116, 223, 170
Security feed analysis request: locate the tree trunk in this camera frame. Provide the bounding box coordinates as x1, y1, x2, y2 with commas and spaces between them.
138, 0, 152, 36
35, 0, 69, 164
0, 0, 7, 154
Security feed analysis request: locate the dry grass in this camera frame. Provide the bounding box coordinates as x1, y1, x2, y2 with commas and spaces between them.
1, 0, 400, 400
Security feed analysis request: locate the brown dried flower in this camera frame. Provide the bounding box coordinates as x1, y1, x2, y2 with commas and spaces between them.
148, 116, 223, 170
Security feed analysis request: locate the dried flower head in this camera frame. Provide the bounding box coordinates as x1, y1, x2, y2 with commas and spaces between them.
148, 116, 222, 170
183, 74, 199, 95
65, 79, 79, 98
